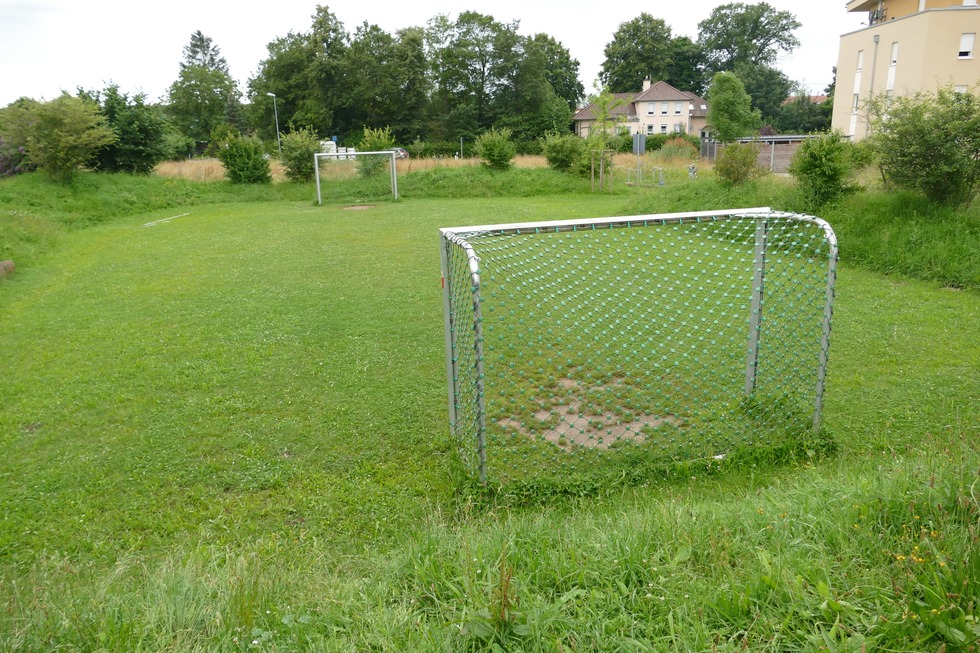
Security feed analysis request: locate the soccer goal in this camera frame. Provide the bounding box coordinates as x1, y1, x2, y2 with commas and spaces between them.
314, 150, 399, 205
439, 208, 838, 485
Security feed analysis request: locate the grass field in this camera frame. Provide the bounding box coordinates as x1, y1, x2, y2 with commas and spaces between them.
0, 187, 978, 650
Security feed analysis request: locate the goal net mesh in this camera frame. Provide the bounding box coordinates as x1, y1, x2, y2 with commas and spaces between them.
440, 210, 838, 488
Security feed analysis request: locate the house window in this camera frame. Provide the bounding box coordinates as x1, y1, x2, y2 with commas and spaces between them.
857, 50, 864, 71
647, 102, 655, 115
660, 124, 668, 133
887, 42, 898, 92
646, 124, 654, 135
674, 101, 683, 115
660, 102, 668, 115
852, 93, 860, 112
890, 42, 899, 66
964, 0, 978, 7
959, 33, 976, 58
673, 123, 683, 133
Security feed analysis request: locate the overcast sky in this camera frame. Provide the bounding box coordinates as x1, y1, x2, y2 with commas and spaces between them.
0, 1, 865, 108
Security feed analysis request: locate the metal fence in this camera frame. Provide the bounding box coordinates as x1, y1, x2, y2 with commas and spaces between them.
440, 208, 838, 486
314, 150, 399, 205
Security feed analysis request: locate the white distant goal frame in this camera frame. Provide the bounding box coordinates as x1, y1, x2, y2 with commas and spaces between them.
314, 150, 400, 205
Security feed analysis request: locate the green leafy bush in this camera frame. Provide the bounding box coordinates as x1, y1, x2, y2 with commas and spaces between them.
279, 128, 320, 182
25, 94, 117, 183
83, 85, 170, 175
357, 127, 395, 177
789, 131, 856, 209
714, 141, 764, 186
867, 85, 980, 206
216, 135, 271, 184
474, 128, 516, 170
540, 132, 585, 173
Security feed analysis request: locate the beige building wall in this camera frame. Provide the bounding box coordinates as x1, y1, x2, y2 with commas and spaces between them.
833, 4, 980, 139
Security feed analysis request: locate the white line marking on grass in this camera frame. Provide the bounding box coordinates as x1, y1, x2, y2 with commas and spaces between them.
142, 213, 190, 227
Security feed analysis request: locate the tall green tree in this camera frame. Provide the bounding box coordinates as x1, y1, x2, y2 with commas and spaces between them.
666, 36, 708, 95
706, 72, 760, 141
697, 3, 800, 74
168, 31, 241, 147
599, 14, 674, 92
80, 84, 170, 174
733, 61, 792, 125
527, 33, 585, 111
426, 11, 522, 139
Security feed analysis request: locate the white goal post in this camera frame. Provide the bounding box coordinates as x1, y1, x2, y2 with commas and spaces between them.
314, 150, 399, 205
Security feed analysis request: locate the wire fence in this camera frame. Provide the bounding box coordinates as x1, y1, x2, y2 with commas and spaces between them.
440, 209, 838, 489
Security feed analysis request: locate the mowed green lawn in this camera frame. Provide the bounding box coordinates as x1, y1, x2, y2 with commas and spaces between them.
1, 195, 978, 651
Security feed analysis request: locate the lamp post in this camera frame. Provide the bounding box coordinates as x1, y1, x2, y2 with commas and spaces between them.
266, 92, 281, 155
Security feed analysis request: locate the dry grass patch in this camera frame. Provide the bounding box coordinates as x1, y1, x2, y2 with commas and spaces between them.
154, 158, 288, 182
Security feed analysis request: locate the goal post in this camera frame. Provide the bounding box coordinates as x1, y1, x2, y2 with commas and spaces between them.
314, 150, 399, 205
439, 208, 838, 486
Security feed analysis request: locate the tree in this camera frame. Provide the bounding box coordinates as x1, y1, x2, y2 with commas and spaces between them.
599, 13, 674, 92
867, 85, 980, 206
0, 98, 40, 176
25, 94, 116, 182
80, 84, 170, 174
706, 72, 759, 142
182, 30, 230, 72
776, 84, 831, 134
733, 61, 792, 125
168, 31, 241, 147
697, 3, 800, 74
666, 36, 708, 95
527, 34, 585, 111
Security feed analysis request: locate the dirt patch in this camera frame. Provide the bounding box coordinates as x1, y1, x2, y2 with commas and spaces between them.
497, 377, 684, 452
342, 205, 375, 210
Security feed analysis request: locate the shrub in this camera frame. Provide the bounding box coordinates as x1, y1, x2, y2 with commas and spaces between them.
0, 137, 33, 177
83, 85, 170, 175
204, 123, 241, 157
474, 128, 516, 170
714, 141, 764, 185
216, 135, 271, 183
25, 94, 117, 183
279, 128, 320, 182
789, 131, 856, 209
540, 132, 586, 173
867, 85, 980, 206
357, 127, 396, 177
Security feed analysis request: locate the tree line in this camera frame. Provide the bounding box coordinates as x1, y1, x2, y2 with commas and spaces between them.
1, 2, 838, 181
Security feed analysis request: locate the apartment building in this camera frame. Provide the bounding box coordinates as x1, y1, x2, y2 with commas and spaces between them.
832, 0, 980, 139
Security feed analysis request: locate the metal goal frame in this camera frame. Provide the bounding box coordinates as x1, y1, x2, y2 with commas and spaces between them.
439, 208, 838, 484
314, 150, 399, 205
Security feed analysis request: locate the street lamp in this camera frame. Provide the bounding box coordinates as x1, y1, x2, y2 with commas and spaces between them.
266, 92, 281, 155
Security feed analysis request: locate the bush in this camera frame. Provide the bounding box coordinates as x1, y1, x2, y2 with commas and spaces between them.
279, 128, 320, 182
0, 137, 33, 177
84, 85, 170, 175
216, 135, 271, 183
714, 141, 764, 186
867, 85, 980, 206
26, 94, 117, 183
357, 127, 396, 177
540, 132, 586, 173
474, 128, 516, 170
789, 131, 856, 209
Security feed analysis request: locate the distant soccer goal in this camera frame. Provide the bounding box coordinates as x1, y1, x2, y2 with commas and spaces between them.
314, 150, 399, 204
440, 208, 838, 486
